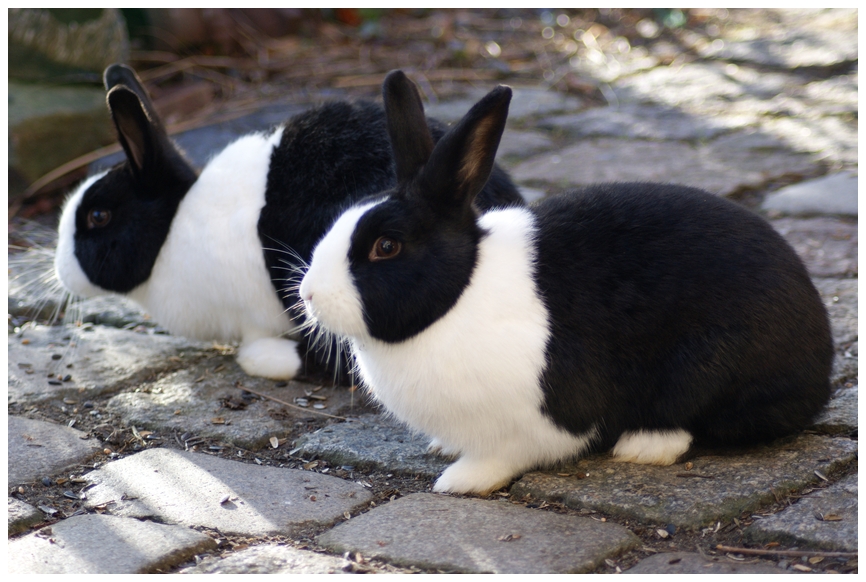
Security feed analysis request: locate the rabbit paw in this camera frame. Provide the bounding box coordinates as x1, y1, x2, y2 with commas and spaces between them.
611, 429, 692, 465
432, 456, 516, 495
236, 337, 302, 380
427, 439, 460, 459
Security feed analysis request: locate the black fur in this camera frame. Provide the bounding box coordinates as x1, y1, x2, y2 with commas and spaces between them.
532, 184, 833, 450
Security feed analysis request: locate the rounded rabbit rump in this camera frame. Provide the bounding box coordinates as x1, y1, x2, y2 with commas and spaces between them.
300, 70, 833, 495
54, 64, 523, 382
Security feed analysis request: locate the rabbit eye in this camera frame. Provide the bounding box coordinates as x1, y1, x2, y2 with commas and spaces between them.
369, 236, 402, 262
87, 209, 112, 229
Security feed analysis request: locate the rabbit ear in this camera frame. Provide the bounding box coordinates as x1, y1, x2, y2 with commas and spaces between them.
417, 85, 512, 213
106, 86, 159, 178
383, 70, 435, 184
104, 64, 164, 125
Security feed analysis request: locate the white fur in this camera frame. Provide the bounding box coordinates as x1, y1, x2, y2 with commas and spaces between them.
303, 205, 596, 494
56, 129, 301, 380
55, 172, 109, 299
236, 337, 303, 380
299, 200, 383, 338
611, 429, 693, 465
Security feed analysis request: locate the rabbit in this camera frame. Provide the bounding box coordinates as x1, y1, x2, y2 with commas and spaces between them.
299, 70, 834, 495
54, 64, 524, 382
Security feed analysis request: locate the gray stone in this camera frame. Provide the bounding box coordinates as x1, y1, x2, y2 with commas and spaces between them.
813, 386, 857, 435
510, 132, 816, 197
760, 115, 858, 168
540, 103, 745, 141
510, 434, 857, 529
744, 472, 858, 552
8, 497, 44, 535
697, 9, 857, 69
771, 218, 857, 278
74, 295, 155, 329
763, 173, 858, 217
8, 416, 102, 486
317, 492, 640, 573
611, 61, 752, 111
106, 355, 369, 448
498, 128, 555, 159
424, 87, 583, 124
82, 448, 372, 536
7, 513, 216, 574
296, 414, 448, 479
8, 324, 210, 405
179, 543, 349, 574
813, 278, 858, 348
624, 551, 787, 574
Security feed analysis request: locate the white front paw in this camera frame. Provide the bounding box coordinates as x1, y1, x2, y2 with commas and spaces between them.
432, 456, 518, 495
236, 337, 301, 380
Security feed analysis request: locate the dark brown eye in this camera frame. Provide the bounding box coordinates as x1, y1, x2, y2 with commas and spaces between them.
87, 209, 111, 229
369, 236, 402, 261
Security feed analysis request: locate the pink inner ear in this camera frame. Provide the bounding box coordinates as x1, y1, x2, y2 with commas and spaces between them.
458, 115, 500, 190
116, 114, 147, 171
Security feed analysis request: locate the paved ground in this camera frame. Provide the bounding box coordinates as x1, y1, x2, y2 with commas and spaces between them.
7, 8, 857, 574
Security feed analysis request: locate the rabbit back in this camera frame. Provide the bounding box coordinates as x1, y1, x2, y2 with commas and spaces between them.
532, 183, 834, 451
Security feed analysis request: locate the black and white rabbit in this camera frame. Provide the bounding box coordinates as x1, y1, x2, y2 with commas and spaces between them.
54, 64, 523, 381
299, 70, 834, 494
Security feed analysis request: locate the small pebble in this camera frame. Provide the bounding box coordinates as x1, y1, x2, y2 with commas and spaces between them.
62, 374, 72, 382
51, 354, 62, 360
48, 380, 62, 386
41, 477, 53, 487
62, 491, 78, 500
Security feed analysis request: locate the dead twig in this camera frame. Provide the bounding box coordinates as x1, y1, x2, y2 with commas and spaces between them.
715, 544, 857, 559
238, 385, 349, 421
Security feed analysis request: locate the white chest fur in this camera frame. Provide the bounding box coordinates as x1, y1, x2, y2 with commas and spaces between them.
129, 129, 293, 342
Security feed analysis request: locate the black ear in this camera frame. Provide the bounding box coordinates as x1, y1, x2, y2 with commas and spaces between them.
104, 63, 161, 121
417, 85, 512, 213
106, 86, 160, 179
382, 70, 435, 184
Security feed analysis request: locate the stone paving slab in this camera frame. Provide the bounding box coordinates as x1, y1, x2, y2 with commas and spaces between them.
317, 492, 640, 573
510, 132, 816, 197
772, 219, 857, 278
743, 472, 858, 552
696, 8, 858, 69
82, 448, 372, 536
624, 551, 788, 574
425, 86, 584, 123
106, 354, 368, 449
8, 324, 210, 405
540, 103, 746, 142
296, 414, 448, 478
8, 497, 44, 535
8, 415, 102, 486
813, 386, 858, 436
179, 543, 349, 574
7, 513, 216, 574
813, 278, 858, 348
510, 434, 857, 529
763, 173, 858, 217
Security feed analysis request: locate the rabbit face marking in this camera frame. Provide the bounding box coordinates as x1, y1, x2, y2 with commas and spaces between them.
611, 429, 693, 465
55, 173, 110, 299
301, 201, 383, 339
